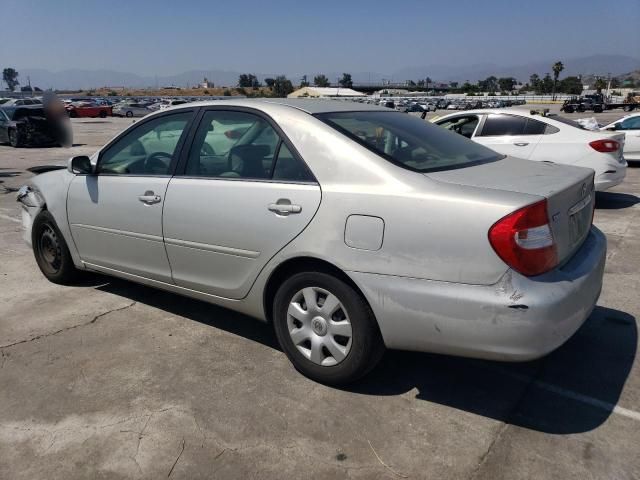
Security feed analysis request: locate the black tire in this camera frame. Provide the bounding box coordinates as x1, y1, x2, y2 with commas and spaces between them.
32, 210, 79, 284
126, 111, 133, 118
8, 129, 21, 147
99, 110, 107, 118
273, 271, 385, 385
577, 105, 585, 113
68, 110, 78, 118
563, 106, 574, 113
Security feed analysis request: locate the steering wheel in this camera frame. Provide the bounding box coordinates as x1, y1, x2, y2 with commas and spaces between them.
201, 143, 215, 155
145, 151, 172, 174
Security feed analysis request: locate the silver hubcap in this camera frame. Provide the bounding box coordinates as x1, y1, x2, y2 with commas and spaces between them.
287, 287, 353, 366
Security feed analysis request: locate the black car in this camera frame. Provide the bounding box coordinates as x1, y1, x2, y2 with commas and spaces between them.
0, 106, 69, 147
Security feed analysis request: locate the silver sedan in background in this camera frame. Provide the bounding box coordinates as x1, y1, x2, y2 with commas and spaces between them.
18, 99, 605, 384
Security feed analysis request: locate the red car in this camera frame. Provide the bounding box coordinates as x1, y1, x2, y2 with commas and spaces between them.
66, 102, 112, 118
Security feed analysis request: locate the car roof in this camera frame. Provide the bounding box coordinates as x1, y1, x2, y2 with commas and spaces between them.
165, 98, 389, 115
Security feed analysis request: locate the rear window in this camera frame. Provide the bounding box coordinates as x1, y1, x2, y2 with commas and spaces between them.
316, 111, 501, 173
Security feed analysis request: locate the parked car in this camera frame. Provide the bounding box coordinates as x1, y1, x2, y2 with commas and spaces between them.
66, 102, 112, 118
0, 105, 70, 147
433, 109, 626, 191
600, 113, 640, 161
159, 99, 189, 111
18, 99, 605, 385
112, 102, 153, 117
0, 98, 42, 107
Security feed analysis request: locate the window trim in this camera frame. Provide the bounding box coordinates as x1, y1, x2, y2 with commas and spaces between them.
94, 109, 197, 178
174, 106, 318, 185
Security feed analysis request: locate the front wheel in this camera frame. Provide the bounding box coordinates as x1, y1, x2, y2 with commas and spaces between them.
273, 272, 385, 385
125, 111, 133, 118
8, 129, 21, 147
32, 210, 79, 284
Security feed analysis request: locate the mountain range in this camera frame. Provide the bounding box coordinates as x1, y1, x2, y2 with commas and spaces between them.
11, 54, 639, 90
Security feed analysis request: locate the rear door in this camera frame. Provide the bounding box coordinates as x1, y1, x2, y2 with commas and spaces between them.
162, 108, 321, 299
473, 113, 544, 159
617, 116, 640, 160
67, 110, 195, 282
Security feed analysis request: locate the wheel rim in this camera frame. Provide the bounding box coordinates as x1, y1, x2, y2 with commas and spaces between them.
38, 224, 62, 274
287, 287, 353, 366
9, 130, 17, 145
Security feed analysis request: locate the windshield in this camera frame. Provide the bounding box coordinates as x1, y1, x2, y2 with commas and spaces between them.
316, 111, 501, 173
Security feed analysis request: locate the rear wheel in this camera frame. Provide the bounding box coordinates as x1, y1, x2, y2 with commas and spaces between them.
68, 110, 78, 118
126, 111, 133, 118
32, 210, 79, 284
99, 110, 107, 118
8, 129, 21, 147
273, 272, 385, 385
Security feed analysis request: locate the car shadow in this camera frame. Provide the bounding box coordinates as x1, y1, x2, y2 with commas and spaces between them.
95, 277, 279, 350
93, 278, 635, 435
595, 191, 639, 209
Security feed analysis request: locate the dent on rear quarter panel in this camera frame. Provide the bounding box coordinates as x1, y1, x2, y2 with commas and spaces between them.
29, 169, 85, 269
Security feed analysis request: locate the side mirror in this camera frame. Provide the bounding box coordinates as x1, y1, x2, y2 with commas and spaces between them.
68, 155, 94, 174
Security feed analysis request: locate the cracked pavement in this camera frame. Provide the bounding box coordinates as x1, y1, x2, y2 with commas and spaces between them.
1, 111, 639, 479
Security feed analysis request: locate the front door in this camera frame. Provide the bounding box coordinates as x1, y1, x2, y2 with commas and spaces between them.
163, 108, 321, 299
67, 110, 194, 282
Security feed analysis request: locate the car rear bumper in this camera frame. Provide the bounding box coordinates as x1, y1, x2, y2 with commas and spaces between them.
349, 227, 606, 361
594, 162, 626, 191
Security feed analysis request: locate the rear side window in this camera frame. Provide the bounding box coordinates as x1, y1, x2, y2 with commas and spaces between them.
316, 110, 501, 173
523, 118, 547, 135
479, 114, 527, 136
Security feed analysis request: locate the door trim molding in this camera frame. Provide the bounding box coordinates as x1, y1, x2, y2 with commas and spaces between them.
164, 237, 260, 258
70, 223, 164, 243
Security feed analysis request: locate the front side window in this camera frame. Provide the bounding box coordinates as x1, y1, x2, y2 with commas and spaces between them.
317, 110, 500, 173
436, 115, 480, 139
185, 110, 313, 182
97, 112, 191, 175
620, 117, 640, 130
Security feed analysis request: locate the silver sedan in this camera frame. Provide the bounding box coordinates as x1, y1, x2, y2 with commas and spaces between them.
18, 99, 605, 384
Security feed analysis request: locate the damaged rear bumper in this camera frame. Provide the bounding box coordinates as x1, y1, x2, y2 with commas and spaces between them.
348, 227, 606, 361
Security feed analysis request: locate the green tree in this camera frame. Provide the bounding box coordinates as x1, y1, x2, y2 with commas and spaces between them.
559, 76, 583, 95
313, 74, 330, 87
238, 74, 260, 88
529, 74, 540, 92
264, 78, 275, 88
478, 76, 498, 92
425, 77, 432, 89
551, 61, 564, 100
594, 78, 607, 93
498, 77, 516, 92
339, 73, 353, 88
540, 74, 554, 94
273, 75, 294, 97
299, 75, 309, 88
2, 68, 19, 91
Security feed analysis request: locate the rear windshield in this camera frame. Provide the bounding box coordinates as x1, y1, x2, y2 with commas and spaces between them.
316, 111, 501, 173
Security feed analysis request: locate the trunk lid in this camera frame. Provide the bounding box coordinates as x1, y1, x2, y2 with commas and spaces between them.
427, 156, 595, 267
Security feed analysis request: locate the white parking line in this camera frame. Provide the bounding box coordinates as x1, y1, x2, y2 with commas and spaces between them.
497, 367, 640, 422
531, 378, 640, 422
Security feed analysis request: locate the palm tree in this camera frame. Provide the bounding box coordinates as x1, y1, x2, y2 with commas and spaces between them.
552, 61, 564, 100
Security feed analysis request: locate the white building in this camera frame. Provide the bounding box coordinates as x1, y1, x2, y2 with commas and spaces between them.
287, 87, 365, 98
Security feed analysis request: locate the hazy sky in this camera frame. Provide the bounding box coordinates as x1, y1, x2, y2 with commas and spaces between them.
2, 0, 638, 75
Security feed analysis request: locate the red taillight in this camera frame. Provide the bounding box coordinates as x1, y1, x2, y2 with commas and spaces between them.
488, 199, 558, 277
589, 139, 620, 153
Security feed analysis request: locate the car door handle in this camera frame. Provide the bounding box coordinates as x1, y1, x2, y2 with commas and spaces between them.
138, 191, 161, 205
513, 142, 529, 147
268, 200, 302, 215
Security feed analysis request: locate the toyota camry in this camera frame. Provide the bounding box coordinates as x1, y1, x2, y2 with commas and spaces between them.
17, 99, 606, 384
